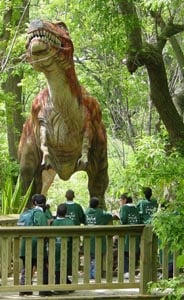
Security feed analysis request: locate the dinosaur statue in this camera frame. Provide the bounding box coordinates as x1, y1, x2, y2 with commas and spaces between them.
18, 19, 109, 209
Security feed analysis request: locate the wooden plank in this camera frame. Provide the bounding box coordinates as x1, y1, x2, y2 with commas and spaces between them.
95, 236, 102, 283
25, 237, 32, 285
60, 237, 67, 283
129, 235, 136, 283
1, 237, 9, 285
13, 237, 20, 285
140, 226, 153, 294
72, 237, 79, 283
118, 235, 124, 282
83, 236, 90, 283
152, 234, 158, 282
162, 246, 169, 279
173, 250, 179, 277
36, 238, 44, 284
106, 235, 113, 283
48, 237, 55, 284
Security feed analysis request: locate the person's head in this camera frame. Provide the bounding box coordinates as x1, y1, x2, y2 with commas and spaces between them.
57, 203, 67, 217
33, 194, 46, 210
143, 187, 152, 200
89, 197, 99, 209
126, 196, 133, 204
119, 193, 128, 206
65, 189, 75, 201
32, 194, 40, 206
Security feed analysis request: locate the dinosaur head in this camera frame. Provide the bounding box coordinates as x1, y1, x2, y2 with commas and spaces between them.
26, 19, 74, 71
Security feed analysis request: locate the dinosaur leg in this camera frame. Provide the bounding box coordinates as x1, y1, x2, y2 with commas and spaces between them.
41, 168, 56, 195
19, 132, 43, 208
87, 148, 109, 209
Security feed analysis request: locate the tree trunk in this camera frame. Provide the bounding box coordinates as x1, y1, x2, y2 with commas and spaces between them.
1, 0, 29, 160
118, 0, 184, 150
145, 52, 184, 143
3, 73, 24, 160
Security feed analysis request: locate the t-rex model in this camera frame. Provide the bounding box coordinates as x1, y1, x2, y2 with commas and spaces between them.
18, 19, 109, 209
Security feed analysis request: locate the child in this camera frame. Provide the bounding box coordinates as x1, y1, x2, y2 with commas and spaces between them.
52, 203, 75, 288
85, 197, 113, 279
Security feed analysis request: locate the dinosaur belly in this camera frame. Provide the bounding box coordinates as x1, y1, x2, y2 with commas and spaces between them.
44, 107, 83, 173
48, 146, 81, 180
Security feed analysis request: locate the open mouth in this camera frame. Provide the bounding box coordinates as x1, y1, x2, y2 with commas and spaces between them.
27, 29, 63, 52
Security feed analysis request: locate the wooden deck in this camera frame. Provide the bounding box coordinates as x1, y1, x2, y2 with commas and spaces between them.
0, 286, 164, 300
0, 275, 168, 300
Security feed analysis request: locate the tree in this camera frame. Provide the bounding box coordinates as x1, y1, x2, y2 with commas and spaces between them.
117, 0, 184, 151
0, 0, 29, 160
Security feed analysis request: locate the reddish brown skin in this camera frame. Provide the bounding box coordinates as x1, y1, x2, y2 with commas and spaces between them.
18, 20, 108, 208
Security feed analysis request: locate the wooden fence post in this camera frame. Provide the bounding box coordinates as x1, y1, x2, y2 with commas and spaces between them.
152, 233, 158, 282
140, 225, 153, 294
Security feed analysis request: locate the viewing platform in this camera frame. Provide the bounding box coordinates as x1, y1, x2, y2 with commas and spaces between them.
0, 216, 181, 299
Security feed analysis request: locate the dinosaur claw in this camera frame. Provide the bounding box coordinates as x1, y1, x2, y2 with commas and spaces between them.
77, 158, 88, 170
41, 163, 52, 171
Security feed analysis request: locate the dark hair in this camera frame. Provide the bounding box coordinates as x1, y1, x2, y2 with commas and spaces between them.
57, 203, 67, 217
120, 193, 128, 200
89, 197, 99, 209
33, 194, 46, 205
32, 194, 40, 205
143, 187, 152, 200
65, 189, 75, 200
126, 196, 133, 203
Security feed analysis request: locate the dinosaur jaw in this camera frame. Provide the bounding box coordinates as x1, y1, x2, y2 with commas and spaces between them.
27, 27, 62, 55
26, 22, 73, 71
27, 36, 61, 71
29, 37, 49, 55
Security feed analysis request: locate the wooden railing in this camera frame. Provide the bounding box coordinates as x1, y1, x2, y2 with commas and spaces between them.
0, 223, 181, 295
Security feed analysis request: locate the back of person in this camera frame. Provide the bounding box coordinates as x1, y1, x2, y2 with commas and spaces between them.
136, 187, 158, 224
19, 194, 50, 296
65, 189, 85, 225
85, 197, 112, 279
119, 196, 141, 252
119, 195, 141, 278
20, 196, 48, 259
52, 203, 75, 285
85, 197, 112, 254
120, 202, 141, 225
85, 207, 112, 226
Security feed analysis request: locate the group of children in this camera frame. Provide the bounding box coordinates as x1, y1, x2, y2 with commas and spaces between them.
118, 187, 158, 278
19, 187, 158, 296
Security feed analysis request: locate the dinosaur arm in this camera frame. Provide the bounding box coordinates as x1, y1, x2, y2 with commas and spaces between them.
39, 121, 50, 166
31, 89, 50, 167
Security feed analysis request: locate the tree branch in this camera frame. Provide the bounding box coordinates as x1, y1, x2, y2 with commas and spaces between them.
118, 0, 142, 73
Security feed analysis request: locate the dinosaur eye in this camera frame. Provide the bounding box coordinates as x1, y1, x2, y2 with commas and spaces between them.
56, 21, 68, 31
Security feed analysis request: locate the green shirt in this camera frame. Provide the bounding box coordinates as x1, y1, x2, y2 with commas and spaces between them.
52, 217, 74, 271
44, 208, 53, 224
65, 201, 85, 225
85, 207, 113, 255
136, 198, 158, 224
20, 207, 48, 258
120, 204, 141, 225
119, 204, 141, 252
